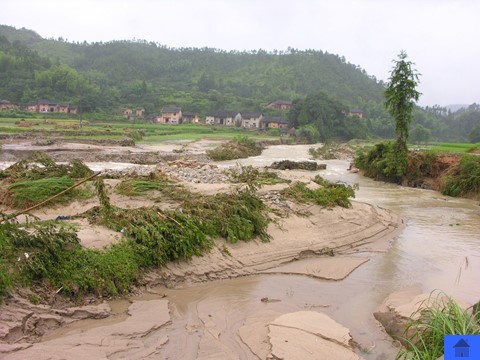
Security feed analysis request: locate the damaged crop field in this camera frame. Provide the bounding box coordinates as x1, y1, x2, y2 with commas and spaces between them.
0, 154, 356, 303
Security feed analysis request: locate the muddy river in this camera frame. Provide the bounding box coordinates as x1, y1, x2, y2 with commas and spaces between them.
185, 144, 479, 359
3, 144, 480, 359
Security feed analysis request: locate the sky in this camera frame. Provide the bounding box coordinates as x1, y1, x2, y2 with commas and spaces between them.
1, 0, 479, 107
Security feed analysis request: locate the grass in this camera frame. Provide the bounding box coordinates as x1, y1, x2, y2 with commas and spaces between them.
280, 176, 357, 208
0, 154, 95, 209
4, 177, 91, 209
396, 292, 480, 360
115, 179, 166, 196
419, 142, 480, 154
0, 117, 278, 143
441, 154, 480, 198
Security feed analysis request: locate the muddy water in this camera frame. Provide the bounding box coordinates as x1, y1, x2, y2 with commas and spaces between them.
9, 144, 480, 359
184, 144, 479, 359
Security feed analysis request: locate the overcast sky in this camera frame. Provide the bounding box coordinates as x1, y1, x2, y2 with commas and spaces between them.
1, 0, 479, 107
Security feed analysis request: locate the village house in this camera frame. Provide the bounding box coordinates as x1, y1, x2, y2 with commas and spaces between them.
23, 100, 78, 114
205, 111, 240, 126
0, 100, 16, 110
158, 107, 182, 124
265, 100, 292, 110
241, 112, 263, 128
38, 99, 59, 113
347, 109, 365, 119
182, 111, 200, 124
260, 116, 289, 129
123, 108, 133, 116
25, 102, 38, 112
135, 108, 145, 117
58, 104, 70, 113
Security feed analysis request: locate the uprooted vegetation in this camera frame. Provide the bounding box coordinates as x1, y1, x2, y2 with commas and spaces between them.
0, 153, 95, 209
206, 135, 264, 161
268, 160, 326, 171
0, 156, 360, 302
280, 175, 358, 208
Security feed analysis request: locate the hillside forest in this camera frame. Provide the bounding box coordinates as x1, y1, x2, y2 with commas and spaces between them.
0, 25, 479, 143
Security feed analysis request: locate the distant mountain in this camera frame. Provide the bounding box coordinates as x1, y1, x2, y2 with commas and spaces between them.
0, 24, 385, 115
446, 104, 469, 113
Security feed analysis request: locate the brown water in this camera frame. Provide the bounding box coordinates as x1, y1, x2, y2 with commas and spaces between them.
29, 144, 480, 359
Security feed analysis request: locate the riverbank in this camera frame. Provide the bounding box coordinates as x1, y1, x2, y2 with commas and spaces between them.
0, 140, 405, 359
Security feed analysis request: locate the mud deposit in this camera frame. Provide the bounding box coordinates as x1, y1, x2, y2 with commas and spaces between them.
1, 140, 479, 360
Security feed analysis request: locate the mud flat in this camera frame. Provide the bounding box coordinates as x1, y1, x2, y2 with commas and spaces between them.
0, 140, 406, 359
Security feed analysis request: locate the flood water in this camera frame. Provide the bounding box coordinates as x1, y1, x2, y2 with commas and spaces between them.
6, 144, 480, 359
154, 144, 479, 359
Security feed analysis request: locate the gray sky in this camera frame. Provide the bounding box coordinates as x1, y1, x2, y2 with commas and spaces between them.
1, 0, 479, 107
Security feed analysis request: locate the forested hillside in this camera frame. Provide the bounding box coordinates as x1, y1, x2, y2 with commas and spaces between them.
0, 25, 478, 142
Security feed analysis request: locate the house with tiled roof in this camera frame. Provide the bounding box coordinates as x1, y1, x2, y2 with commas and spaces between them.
260, 116, 289, 129
205, 110, 240, 126
158, 107, 182, 124
0, 100, 16, 110
265, 100, 292, 110
240, 112, 263, 128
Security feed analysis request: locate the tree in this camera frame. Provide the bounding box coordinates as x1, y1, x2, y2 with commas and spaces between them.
384, 51, 421, 175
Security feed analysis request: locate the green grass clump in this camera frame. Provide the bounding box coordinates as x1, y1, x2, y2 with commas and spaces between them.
207, 136, 264, 161
396, 292, 480, 360
228, 165, 289, 188
441, 154, 480, 198
115, 179, 165, 196
5, 177, 91, 209
281, 176, 357, 208
183, 191, 270, 243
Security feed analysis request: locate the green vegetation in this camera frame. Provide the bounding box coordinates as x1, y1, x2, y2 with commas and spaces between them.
384, 51, 421, 177
1, 26, 479, 143
5, 177, 89, 209
207, 136, 264, 161
396, 293, 480, 360
288, 91, 368, 142
0, 153, 94, 209
0, 173, 272, 301
228, 165, 290, 189
281, 176, 357, 208
442, 155, 480, 198
424, 142, 480, 153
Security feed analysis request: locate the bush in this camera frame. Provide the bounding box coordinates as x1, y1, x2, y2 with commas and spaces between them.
281, 177, 357, 208
207, 136, 264, 161
355, 141, 406, 182
442, 154, 480, 198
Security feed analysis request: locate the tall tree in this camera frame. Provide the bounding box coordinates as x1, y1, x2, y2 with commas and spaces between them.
384, 51, 421, 175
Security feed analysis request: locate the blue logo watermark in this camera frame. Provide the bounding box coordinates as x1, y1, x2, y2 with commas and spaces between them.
444, 335, 480, 359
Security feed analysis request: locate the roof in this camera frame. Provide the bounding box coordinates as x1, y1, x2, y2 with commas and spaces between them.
240, 112, 262, 118
261, 116, 288, 124
349, 109, 364, 113
270, 100, 292, 105
206, 110, 239, 118
162, 107, 182, 113
454, 339, 470, 348
0, 100, 12, 104
38, 99, 58, 105
182, 111, 197, 117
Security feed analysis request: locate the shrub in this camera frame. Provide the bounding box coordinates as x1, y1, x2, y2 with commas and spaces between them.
281, 177, 357, 208
442, 154, 480, 198
207, 136, 264, 161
